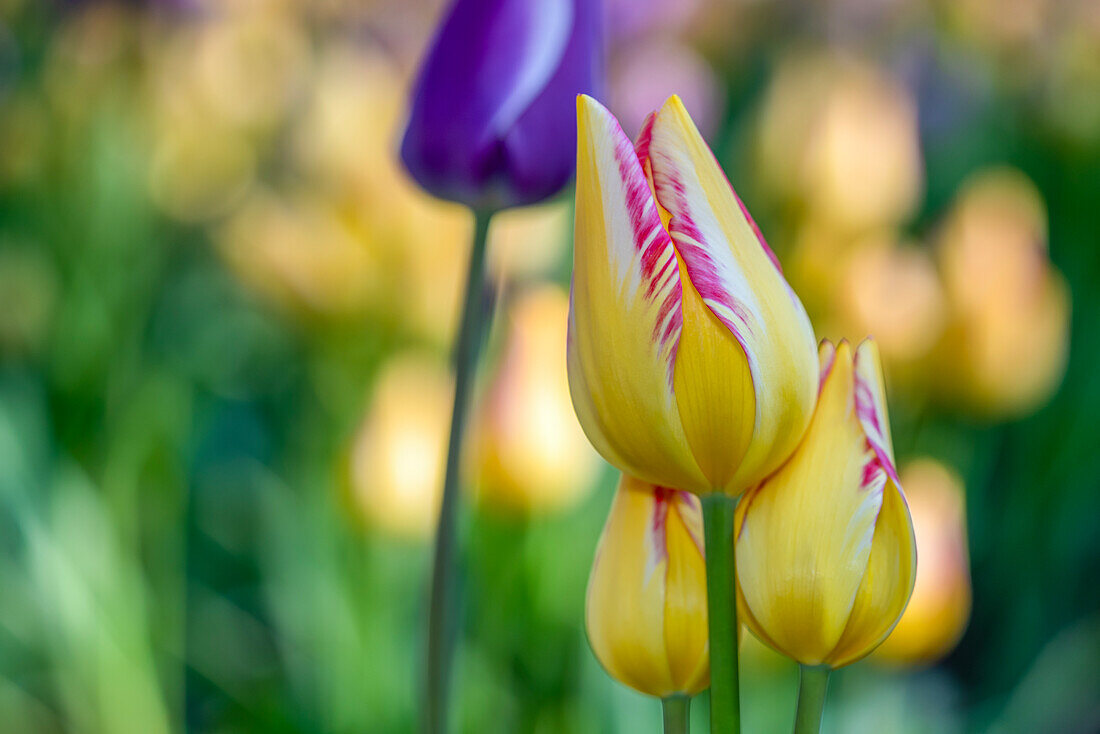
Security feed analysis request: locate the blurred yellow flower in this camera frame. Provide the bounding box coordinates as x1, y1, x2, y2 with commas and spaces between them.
347, 354, 452, 540
216, 189, 381, 319
144, 2, 310, 222
209, 43, 474, 340
934, 168, 1070, 417
876, 459, 972, 666
834, 235, 947, 371
586, 474, 709, 698
486, 201, 572, 281
472, 285, 600, 514
736, 339, 916, 668
756, 53, 922, 233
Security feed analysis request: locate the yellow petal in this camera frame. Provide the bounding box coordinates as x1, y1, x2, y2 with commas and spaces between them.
735, 341, 884, 665
568, 95, 707, 492
826, 479, 917, 667
646, 95, 818, 493
585, 475, 709, 697
663, 491, 709, 692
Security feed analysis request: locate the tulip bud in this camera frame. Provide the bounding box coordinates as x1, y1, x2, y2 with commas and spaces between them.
934, 168, 1070, 417
401, 0, 601, 210
568, 94, 818, 497
875, 459, 971, 666
473, 285, 600, 514
736, 339, 916, 668
347, 355, 451, 540
586, 474, 709, 697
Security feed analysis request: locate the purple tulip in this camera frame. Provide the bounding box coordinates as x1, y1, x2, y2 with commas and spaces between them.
401, 0, 601, 210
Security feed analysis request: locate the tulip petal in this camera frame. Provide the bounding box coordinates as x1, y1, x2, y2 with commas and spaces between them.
586, 477, 679, 696
853, 339, 900, 486
568, 95, 708, 492
501, 0, 601, 204
735, 341, 883, 665
663, 491, 709, 692
826, 480, 917, 667
646, 95, 818, 491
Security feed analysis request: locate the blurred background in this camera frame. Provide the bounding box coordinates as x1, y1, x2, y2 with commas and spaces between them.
0, 0, 1096, 732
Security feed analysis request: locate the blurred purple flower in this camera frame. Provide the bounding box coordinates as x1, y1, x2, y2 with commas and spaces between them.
400, 0, 601, 210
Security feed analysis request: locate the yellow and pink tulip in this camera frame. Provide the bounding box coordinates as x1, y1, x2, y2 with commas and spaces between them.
736, 339, 917, 668
567, 94, 819, 497
586, 474, 709, 698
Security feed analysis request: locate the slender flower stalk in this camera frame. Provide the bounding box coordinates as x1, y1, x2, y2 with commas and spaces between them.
792, 666, 830, 734
662, 696, 691, 734
701, 495, 739, 734
425, 210, 494, 734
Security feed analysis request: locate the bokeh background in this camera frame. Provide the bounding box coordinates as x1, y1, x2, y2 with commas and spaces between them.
0, 0, 1097, 732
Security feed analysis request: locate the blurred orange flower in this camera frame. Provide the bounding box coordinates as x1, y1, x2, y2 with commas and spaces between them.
756, 53, 922, 234
473, 285, 600, 514
346, 354, 452, 540
876, 458, 972, 666
933, 168, 1071, 417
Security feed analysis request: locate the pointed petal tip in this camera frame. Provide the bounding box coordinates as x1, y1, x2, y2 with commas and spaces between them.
856, 337, 881, 364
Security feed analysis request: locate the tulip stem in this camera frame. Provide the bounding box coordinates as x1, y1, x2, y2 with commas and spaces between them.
662, 695, 691, 734
701, 494, 740, 734
424, 209, 495, 734
792, 665, 830, 734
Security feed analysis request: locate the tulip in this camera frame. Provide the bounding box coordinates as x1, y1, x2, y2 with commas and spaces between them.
568, 94, 819, 497
735, 339, 916, 733
934, 168, 1070, 417
401, 0, 601, 210
472, 285, 600, 514
875, 459, 971, 666
737, 338, 916, 667
587, 474, 708, 729
404, 6, 599, 726
569, 94, 818, 734
823, 234, 947, 388
755, 54, 922, 234
347, 354, 452, 541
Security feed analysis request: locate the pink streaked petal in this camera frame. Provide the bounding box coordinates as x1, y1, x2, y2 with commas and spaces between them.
644, 486, 673, 584
634, 110, 657, 164
853, 339, 900, 487
568, 95, 708, 493
644, 95, 819, 492
672, 490, 705, 557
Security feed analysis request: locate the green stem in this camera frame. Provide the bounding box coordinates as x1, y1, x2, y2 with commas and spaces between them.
424, 210, 494, 734
792, 665, 830, 734
662, 695, 691, 734
701, 494, 740, 734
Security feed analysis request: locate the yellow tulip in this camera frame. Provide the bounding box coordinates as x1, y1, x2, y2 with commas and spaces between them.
472, 285, 600, 514
568, 94, 818, 497
934, 168, 1070, 417
736, 339, 916, 668
586, 474, 709, 697
346, 354, 451, 540
875, 459, 971, 666
755, 53, 922, 233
